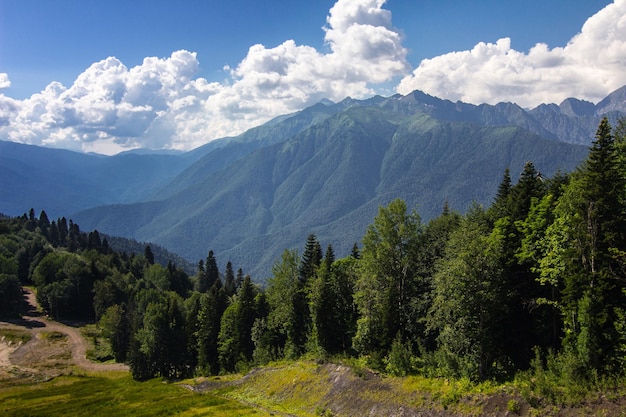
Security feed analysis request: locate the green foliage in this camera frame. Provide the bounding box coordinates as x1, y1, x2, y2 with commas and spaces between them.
263, 249, 308, 360
99, 304, 129, 363
2, 117, 626, 394
0, 273, 21, 317
385, 334, 415, 377
0, 373, 271, 417
428, 206, 508, 381
354, 199, 423, 355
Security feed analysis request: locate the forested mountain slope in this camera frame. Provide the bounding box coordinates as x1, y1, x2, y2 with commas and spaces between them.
4, 87, 625, 277
74, 106, 589, 278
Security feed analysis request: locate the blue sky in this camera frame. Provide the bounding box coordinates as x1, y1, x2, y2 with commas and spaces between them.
0, 0, 624, 154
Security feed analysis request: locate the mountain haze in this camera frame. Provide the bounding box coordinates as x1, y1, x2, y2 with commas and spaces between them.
0, 141, 196, 218
3, 87, 625, 278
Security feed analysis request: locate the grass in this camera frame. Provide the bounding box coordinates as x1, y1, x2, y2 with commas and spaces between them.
0, 372, 274, 417
216, 361, 325, 416
80, 324, 114, 362
40, 331, 66, 341
0, 329, 32, 345
203, 359, 501, 417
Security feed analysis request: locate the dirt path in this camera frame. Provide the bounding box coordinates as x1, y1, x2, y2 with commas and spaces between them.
0, 288, 127, 374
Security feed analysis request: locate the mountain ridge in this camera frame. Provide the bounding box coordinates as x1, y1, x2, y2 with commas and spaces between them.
72, 105, 591, 279
2, 86, 625, 278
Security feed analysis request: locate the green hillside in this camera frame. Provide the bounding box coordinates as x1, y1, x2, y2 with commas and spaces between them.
74, 107, 588, 278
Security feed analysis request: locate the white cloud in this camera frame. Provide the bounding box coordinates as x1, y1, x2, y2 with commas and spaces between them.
1, 0, 625, 154
397, 0, 626, 108
0, 73, 10, 89
0, 0, 407, 154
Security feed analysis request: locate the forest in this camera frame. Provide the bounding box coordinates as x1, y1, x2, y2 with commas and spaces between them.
1, 117, 626, 390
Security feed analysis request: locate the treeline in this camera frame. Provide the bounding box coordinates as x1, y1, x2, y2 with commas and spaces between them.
2, 117, 626, 386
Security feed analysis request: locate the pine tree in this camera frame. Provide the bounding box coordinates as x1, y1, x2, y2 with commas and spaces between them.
206, 250, 219, 290
224, 261, 236, 296
144, 245, 155, 265
351, 242, 360, 259
299, 234, 322, 283
491, 168, 512, 219
539, 117, 626, 376
196, 259, 206, 292
218, 275, 258, 372
196, 284, 227, 375
568, 117, 626, 374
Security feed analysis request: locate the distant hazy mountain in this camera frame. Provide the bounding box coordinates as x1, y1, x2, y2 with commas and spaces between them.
4, 86, 625, 279
0, 142, 195, 218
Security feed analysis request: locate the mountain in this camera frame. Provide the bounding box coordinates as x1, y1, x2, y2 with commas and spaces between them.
4, 86, 625, 279
73, 105, 591, 279
0, 142, 199, 218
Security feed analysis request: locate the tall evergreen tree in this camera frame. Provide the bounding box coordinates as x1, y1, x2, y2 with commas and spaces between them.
206, 250, 219, 290
539, 118, 626, 376
144, 245, 155, 265
224, 261, 236, 297
265, 249, 307, 359
299, 234, 322, 283
196, 284, 227, 374
491, 168, 512, 219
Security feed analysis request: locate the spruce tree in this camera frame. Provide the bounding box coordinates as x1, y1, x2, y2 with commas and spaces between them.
539, 117, 626, 376
224, 261, 236, 297
299, 234, 322, 283
144, 245, 155, 265
206, 250, 219, 290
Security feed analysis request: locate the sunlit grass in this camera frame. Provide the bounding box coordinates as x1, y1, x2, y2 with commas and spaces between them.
0, 329, 32, 345
80, 324, 114, 362
0, 372, 273, 417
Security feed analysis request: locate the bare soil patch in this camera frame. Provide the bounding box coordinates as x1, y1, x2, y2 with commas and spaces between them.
0, 288, 127, 385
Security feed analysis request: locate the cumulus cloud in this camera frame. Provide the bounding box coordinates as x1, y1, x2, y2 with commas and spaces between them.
1, 0, 625, 154
0, 73, 10, 89
0, 0, 407, 154
397, 0, 626, 107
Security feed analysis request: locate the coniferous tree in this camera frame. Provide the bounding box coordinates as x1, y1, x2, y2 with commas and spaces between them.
491, 168, 512, 219
498, 162, 548, 369
299, 234, 322, 283
565, 118, 626, 374
196, 283, 227, 375
224, 261, 236, 297
144, 245, 155, 265
218, 275, 257, 371
206, 250, 219, 290
235, 268, 244, 290
265, 249, 304, 359
196, 259, 206, 292
310, 251, 336, 354
536, 117, 626, 376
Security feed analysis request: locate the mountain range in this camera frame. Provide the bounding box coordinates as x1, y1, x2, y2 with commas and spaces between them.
2, 86, 626, 279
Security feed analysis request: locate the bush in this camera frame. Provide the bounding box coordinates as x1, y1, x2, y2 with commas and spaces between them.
385, 334, 414, 377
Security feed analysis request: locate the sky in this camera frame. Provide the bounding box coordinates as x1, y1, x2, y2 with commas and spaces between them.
0, 0, 624, 154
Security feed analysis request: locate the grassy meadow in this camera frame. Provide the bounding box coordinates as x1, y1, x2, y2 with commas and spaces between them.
0, 371, 273, 417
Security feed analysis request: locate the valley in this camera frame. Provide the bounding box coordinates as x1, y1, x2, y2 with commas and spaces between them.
5, 87, 624, 279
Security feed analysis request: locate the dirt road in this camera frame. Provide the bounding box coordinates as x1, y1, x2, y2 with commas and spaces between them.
0, 288, 128, 375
